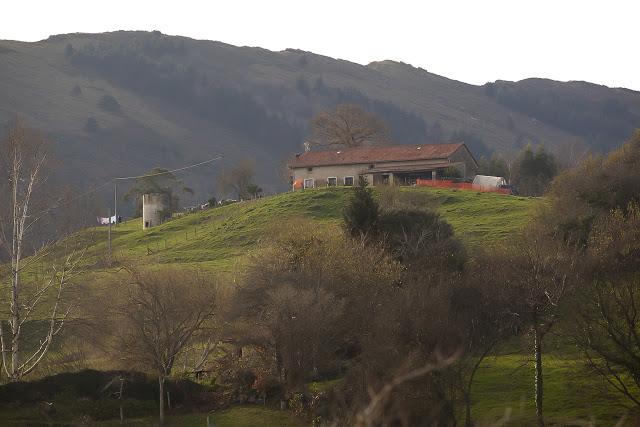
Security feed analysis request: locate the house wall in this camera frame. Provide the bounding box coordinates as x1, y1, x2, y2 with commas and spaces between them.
291, 163, 372, 187
291, 154, 478, 188
448, 147, 478, 179
291, 158, 452, 186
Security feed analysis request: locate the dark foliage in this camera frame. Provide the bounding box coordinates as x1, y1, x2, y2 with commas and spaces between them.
63, 43, 74, 58
0, 369, 205, 404
449, 130, 490, 157
377, 208, 465, 270
512, 144, 557, 196
477, 154, 509, 178
543, 130, 640, 244
484, 80, 640, 150
84, 117, 100, 133
66, 41, 304, 152
124, 167, 193, 216
70, 84, 82, 96
64, 37, 430, 157
98, 95, 121, 113
343, 176, 379, 238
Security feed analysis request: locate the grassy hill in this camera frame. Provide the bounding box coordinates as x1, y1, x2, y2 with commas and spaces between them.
1, 30, 639, 205
89, 186, 536, 271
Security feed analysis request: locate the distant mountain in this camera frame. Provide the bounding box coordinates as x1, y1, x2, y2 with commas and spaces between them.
1, 31, 639, 204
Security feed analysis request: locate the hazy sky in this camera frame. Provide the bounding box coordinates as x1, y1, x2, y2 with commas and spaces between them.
3, 0, 639, 90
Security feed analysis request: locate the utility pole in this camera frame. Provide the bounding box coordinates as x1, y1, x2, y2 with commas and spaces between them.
108, 208, 112, 260
114, 182, 118, 228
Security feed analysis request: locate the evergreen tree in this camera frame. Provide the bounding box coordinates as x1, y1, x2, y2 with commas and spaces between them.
477, 154, 509, 179
343, 176, 379, 238
512, 145, 558, 196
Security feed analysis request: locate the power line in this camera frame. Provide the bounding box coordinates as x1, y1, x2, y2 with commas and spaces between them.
114, 156, 223, 181
111, 155, 224, 226
35, 155, 224, 216
32, 180, 114, 217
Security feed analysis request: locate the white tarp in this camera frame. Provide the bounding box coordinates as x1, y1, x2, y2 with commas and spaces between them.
472, 175, 507, 189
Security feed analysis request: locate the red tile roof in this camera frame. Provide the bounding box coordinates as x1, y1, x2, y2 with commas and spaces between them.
289, 143, 466, 168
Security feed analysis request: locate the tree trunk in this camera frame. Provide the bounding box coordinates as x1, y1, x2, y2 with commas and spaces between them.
158, 375, 165, 425
464, 344, 495, 427
119, 376, 124, 425
275, 343, 286, 410
10, 162, 21, 381
534, 327, 544, 427
10, 269, 20, 381
464, 391, 472, 427
312, 344, 318, 379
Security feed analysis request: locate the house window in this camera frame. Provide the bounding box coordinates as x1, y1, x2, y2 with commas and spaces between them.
344, 176, 354, 186
304, 178, 315, 189
307, 167, 313, 172
327, 177, 337, 187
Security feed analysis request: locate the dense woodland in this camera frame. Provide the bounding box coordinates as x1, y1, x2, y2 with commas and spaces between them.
2, 111, 640, 425
484, 80, 640, 151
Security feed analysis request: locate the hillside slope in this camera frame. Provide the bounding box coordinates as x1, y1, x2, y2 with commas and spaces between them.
1, 30, 638, 203
82, 187, 536, 272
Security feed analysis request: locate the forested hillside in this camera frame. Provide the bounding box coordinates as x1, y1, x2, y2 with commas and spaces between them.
1, 30, 639, 203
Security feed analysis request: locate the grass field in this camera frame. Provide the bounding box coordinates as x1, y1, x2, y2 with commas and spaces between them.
95, 406, 302, 427
0, 404, 302, 426
470, 338, 634, 426
84, 187, 536, 272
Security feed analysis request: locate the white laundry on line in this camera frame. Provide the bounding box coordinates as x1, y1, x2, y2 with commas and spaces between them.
97, 215, 117, 225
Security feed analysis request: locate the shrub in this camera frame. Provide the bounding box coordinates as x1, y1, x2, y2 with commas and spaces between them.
98, 95, 121, 112
84, 117, 99, 133
343, 176, 379, 238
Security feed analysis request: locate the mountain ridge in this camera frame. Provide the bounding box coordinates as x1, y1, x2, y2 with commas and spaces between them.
1, 30, 639, 206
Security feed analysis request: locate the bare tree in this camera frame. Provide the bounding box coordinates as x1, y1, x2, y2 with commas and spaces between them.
106, 267, 218, 425
233, 220, 400, 404
216, 159, 257, 200
351, 355, 458, 427
494, 228, 578, 427
571, 203, 640, 406
0, 119, 82, 381
452, 256, 519, 427
309, 104, 390, 148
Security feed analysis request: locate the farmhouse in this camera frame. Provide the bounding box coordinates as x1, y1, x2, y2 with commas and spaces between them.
288, 142, 478, 189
